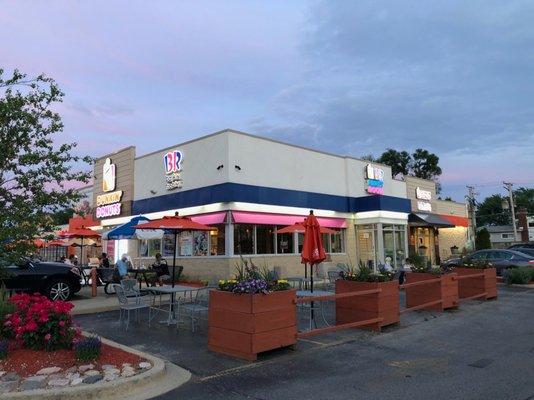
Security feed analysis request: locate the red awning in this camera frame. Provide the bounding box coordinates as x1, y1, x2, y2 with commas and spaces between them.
231, 211, 347, 228
440, 215, 469, 227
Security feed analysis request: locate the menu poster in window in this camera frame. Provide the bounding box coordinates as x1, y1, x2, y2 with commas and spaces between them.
162, 234, 175, 257
179, 232, 193, 256
139, 240, 148, 257
194, 231, 208, 256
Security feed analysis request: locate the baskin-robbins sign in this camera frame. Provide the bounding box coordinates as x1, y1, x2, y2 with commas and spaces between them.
164, 150, 183, 190
96, 158, 123, 218
365, 164, 384, 195
416, 187, 432, 212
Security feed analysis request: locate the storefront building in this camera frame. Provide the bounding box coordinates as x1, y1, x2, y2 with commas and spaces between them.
92, 129, 413, 280
405, 176, 469, 265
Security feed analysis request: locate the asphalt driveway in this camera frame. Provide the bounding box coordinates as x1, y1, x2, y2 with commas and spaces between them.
75, 285, 534, 400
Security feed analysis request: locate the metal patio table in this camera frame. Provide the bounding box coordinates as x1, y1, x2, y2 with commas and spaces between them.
148, 285, 202, 326
296, 289, 333, 330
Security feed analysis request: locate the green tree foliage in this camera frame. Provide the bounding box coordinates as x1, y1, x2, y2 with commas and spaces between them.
0, 69, 91, 267
475, 228, 491, 250
377, 149, 411, 177
514, 187, 534, 214
411, 148, 442, 180
476, 194, 510, 226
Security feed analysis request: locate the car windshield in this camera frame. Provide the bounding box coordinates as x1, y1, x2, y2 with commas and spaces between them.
514, 249, 534, 258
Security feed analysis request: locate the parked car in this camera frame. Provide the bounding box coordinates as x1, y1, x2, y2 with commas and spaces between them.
508, 243, 534, 250
511, 248, 534, 258
2, 259, 82, 300
442, 249, 534, 276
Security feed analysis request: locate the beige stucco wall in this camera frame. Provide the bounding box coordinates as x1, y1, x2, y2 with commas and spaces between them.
438, 227, 468, 260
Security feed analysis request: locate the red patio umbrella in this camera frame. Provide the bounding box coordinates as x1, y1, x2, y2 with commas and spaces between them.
301, 210, 326, 294
59, 227, 101, 266
276, 222, 337, 235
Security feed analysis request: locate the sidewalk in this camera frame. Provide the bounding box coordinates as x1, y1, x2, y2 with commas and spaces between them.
71, 286, 119, 315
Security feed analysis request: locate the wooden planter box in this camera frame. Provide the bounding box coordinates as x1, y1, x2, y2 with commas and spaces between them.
335, 280, 399, 332
208, 289, 297, 361
405, 272, 458, 311
454, 267, 497, 300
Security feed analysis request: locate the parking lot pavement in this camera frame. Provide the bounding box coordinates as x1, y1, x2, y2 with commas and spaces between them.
75, 285, 534, 400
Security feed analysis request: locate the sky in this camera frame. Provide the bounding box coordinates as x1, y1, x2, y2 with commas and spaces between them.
2, 0, 534, 202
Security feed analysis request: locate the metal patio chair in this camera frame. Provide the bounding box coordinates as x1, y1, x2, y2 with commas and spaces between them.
179, 287, 210, 332
113, 284, 151, 331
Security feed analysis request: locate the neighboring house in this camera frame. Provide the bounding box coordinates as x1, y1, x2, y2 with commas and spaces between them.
529, 216, 534, 241
482, 225, 521, 249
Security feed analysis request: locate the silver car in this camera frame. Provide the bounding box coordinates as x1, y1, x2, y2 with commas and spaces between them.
443, 249, 534, 276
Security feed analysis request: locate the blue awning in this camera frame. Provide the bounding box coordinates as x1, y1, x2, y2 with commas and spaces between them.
103, 216, 152, 240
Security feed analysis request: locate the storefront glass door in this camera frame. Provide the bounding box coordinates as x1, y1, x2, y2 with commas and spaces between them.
356, 225, 378, 269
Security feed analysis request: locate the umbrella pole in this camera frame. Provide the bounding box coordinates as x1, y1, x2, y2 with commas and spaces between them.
80, 237, 84, 267
170, 231, 178, 322
304, 262, 308, 290
310, 263, 315, 328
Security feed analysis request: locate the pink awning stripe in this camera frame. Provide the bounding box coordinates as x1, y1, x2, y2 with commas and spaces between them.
231, 211, 347, 229
189, 212, 227, 225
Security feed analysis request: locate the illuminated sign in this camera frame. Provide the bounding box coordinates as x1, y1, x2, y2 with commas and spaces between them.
96, 191, 123, 206
102, 158, 116, 192
365, 164, 384, 195
96, 203, 122, 218
416, 187, 432, 201
164, 150, 183, 190
417, 201, 432, 212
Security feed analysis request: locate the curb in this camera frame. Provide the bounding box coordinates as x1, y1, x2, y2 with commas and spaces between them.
0, 335, 191, 400
71, 304, 118, 316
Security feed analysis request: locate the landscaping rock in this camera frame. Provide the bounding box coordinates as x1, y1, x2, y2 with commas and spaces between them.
36, 366, 61, 375
66, 367, 78, 373
25, 375, 47, 382
101, 364, 116, 370
139, 362, 151, 369
103, 368, 120, 375
121, 369, 135, 377
66, 372, 81, 380
0, 380, 18, 393
70, 377, 83, 386
83, 370, 101, 377
82, 374, 103, 384
0, 372, 5, 378
0, 372, 20, 382
103, 374, 118, 382
78, 364, 95, 372
48, 378, 70, 387
21, 379, 46, 391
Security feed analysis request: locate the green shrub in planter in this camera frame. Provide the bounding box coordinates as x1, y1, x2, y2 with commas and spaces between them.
504, 267, 533, 285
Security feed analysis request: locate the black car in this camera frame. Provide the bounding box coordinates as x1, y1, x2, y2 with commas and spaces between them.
509, 243, 534, 250
442, 249, 534, 276
2, 260, 82, 300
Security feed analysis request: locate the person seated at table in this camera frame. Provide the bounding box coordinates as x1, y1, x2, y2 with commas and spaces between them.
151, 253, 170, 286
115, 254, 130, 281
99, 252, 110, 268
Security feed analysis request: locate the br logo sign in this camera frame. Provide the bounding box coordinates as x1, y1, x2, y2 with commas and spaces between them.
164, 150, 183, 190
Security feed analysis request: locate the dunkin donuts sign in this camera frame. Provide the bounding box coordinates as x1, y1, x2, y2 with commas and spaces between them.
164, 150, 183, 190
365, 164, 384, 195
96, 158, 123, 219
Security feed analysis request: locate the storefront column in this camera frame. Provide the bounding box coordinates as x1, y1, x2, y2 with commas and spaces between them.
226, 211, 234, 256
376, 223, 384, 270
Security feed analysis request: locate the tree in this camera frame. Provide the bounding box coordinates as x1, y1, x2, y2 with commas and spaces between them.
475, 228, 491, 250
0, 69, 91, 267
360, 154, 376, 162
377, 149, 411, 177
514, 187, 534, 214
410, 148, 442, 180
476, 194, 509, 226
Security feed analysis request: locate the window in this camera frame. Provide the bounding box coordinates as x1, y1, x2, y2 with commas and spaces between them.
322, 233, 330, 252
234, 224, 254, 255
256, 225, 275, 254
501, 233, 513, 239
209, 225, 225, 255
162, 233, 176, 257
276, 230, 294, 254
139, 239, 161, 258
330, 231, 344, 253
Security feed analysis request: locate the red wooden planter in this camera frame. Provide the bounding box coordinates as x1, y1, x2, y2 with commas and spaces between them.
208, 289, 297, 361
335, 280, 399, 332
454, 267, 497, 300
405, 272, 459, 311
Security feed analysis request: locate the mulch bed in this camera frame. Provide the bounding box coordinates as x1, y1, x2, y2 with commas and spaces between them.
0, 343, 143, 378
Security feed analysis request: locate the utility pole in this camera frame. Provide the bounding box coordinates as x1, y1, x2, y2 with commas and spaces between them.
466, 186, 477, 250
503, 181, 518, 242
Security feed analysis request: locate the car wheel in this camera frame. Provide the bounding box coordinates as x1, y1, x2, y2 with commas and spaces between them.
46, 280, 73, 301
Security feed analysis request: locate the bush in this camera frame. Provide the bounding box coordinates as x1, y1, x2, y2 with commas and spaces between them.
339, 265, 395, 283
504, 267, 534, 285
3, 293, 79, 350
0, 339, 8, 359
75, 335, 101, 361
